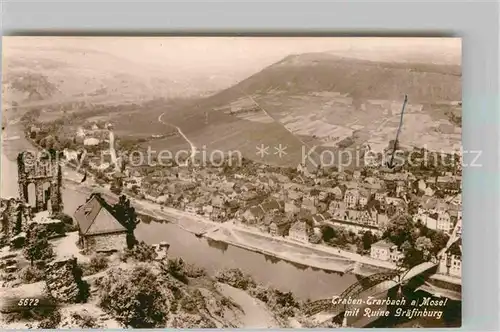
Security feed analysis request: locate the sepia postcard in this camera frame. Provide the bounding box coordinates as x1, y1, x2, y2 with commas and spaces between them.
1, 36, 462, 328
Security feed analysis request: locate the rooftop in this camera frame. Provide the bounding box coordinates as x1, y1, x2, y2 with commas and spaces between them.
372, 239, 396, 249
74, 193, 127, 236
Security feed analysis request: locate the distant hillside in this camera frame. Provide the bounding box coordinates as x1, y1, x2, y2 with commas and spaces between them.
224, 53, 461, 103
1, 45, 213, 109
156, 53, 462, 169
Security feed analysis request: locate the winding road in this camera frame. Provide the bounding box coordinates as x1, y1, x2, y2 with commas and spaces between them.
158, 112, 197, 161
108, 130, 120, 172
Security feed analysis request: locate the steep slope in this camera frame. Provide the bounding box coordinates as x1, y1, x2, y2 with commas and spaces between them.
234, 53, 461, 102
138, 53, 463, 169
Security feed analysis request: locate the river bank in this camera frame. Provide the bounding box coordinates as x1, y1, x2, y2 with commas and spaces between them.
65, 180, 371, 275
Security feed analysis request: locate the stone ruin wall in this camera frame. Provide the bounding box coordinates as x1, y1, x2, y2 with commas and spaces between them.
0, 198, 33, 239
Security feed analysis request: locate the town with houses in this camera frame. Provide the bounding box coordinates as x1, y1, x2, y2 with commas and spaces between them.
21, 117, 463, 280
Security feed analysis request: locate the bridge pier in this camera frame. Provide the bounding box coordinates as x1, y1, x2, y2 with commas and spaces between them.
342, 314, 348, 327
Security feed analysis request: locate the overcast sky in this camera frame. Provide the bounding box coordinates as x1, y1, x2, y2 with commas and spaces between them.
3, 37, 461, 91
4, 36, 461, 71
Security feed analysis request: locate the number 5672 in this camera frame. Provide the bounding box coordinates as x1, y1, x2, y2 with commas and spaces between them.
18, 298, 39, 306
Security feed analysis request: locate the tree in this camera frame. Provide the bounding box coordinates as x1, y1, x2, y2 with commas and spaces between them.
54, 163, 63, 212
415, 236, 434, 260
113, 195, 139, 249
320, 225, 335, 242
15, 209, 23, 235
110, 179, 123, 195
383, 215, 414, 247
97, 265, 169, 328
400, 240, 423, 268
408, 200, 419, 216
428, 230, 449, 256
362, 231, 374, 250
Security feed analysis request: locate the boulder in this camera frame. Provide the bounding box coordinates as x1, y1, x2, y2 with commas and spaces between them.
44, 257, 89, 303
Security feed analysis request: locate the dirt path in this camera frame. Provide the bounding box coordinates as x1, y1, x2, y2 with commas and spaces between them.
216, 283, 280, 328
158, 112, 197, 160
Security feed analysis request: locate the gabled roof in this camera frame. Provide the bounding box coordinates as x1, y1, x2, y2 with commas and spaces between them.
358, 188, 370, 197
74, 194, 127, 236
345, 188, 359, 195
447, 238, 462, 257
248, 205, 265, 218
372, 239, 396, 249
261, 199, 281, 212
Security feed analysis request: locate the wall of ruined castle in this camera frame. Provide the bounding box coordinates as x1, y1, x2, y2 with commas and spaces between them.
0, 198, 32, 239
44, 257, 88, 303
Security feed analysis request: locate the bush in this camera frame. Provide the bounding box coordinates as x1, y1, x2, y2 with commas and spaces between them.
38, 309, 62, 329
90, 254, 109, 270
215, 268, 256, 290
81, 254, 109, 276
69, 310, 101, 328
10, 232, 26, 249
19, 265, 45, 283
248, 285, 270, 302
267, 289, 300, 317
184, 263, 207, 278
49, 212, 78, 233
97, 265, 169, 328
122, 241, 158, 262
252, 287, 301, 318
51, 212, 73, 225
179, 295, 198, 314
44, 222, 66, 237
248, 285, 301, 318
164, 258, 188, 283
63, 222, 79, 232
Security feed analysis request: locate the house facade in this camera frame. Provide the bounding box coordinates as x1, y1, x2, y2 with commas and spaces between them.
344, 188, 359, 209
358, 189, 369, 208
370, 239, 401, 262
437, 211, 452, 233
288, 221, 311, 243
438, 239, 462, 278
74, 194, 128, 253
269, 221, 290, 237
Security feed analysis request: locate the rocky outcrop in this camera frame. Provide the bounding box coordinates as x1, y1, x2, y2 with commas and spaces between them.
44, 257, 89, 303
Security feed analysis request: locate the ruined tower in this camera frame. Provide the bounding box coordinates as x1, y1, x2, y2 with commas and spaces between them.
17, 151, 63, 214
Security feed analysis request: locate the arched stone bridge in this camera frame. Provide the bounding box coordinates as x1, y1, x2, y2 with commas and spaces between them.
303, 260, 439, 325
303, 233, 461, 327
